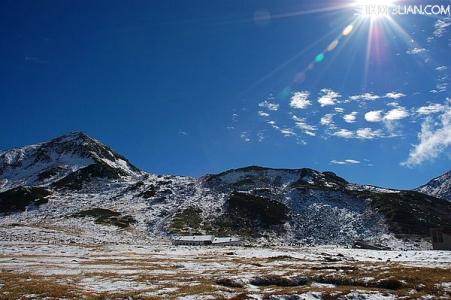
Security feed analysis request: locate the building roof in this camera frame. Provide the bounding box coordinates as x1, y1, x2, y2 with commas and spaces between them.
212, 237, 241, 243
173, 235, 214, 242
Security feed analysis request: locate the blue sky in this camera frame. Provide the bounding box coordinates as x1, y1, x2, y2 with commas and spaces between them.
0, 0, 450, 189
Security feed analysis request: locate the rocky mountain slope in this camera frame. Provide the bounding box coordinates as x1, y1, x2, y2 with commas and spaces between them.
0, 132, 142, 191
1, 132, 450, 248
416, 170, 451, 201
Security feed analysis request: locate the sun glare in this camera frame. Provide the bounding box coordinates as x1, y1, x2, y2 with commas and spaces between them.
354, 0, 396, 19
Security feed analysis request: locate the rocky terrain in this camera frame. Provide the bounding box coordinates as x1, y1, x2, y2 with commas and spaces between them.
416, 170, 451, 201
0, 132, 450, 248
1, 132, 451, 299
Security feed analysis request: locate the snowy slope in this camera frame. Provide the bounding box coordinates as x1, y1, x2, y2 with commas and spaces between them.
1, 133, 450, 249
0, 132, 142, 191
416, 170, 451, 201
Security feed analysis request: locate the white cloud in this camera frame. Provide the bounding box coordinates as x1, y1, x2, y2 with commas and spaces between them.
417, 103, 446, 115
364, 110, 383, 122
240, 132, 251, 142
349, 91, 406, 102
292, 115, 317, 136
345, 159, 360, 164
406, 47, 426, 55
402, 108, 451, 167
318, 89, 341, 107
320, 114, 335, 126
356, 128, 384, 139
343, 112, 358, 123
266, 120, 299, 138
290, 91, 311, 109
332, 129, 354, 139
332, 127, 385, 139
384, 92, 406, 99
384, 106, 409, 121
280, 128, 296, 137
258, 111, 270, 117
436, 66, 448, 71
334, 107, 344, 113
232, 113, 239, 122
350, 92, 380, 101
331, 159, 361, 165
387, 102, 400, 107
267, 120, 280, 130
436, 80, 448, 93
433, 18, 450, 38
259, 100, 279, 111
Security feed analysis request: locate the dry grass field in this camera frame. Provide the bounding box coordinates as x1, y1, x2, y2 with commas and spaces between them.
1, 239, 450, 299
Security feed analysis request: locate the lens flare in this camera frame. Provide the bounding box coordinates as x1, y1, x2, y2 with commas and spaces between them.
315, 53, 325, 63
327, 40, 339, 52
342, 24, 353, 36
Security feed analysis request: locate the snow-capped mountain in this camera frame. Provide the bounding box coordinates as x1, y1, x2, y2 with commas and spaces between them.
0, 132, 142, 191
1, 133, 450, 248
416, 170, 451, 201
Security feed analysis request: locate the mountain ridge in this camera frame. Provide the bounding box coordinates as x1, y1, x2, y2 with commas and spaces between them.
0, 132, 450, 249
416, 170, 451, 201
0, 131, 142, 191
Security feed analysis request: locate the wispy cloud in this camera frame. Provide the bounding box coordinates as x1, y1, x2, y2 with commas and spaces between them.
292, 115, 316, 136
331, 159, 360, 165
332, 128, 384, 139
417, 103, 446, 115
406, 47, 426, 55
320, 114, 335, 126
280, 128, 296, 137
318, 89, 341, 107
240, 131, 251, 142
402, 103, 451, 167
384, 92, 406, 99
343, 112, 358, 123
433, 18, 451, 38
332, 129, 354, 139
259, 100, 279, 111
265, 120, 298, 138
436, 66, 448, 71
258, 111, 270, 117
349, 92, 380, 101
290, 91, 311, 109
431, 72, 449, 93
356, 128, 384, 139
349, 91, 406, 102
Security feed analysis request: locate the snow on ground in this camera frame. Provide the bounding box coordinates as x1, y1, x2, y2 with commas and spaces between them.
0, 226, 450, 299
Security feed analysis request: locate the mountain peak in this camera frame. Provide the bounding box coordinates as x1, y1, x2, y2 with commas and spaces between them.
48, 131, 101, 147
0, 132, 142, 191
416, 170, 451, 201
204, 165, 348, 190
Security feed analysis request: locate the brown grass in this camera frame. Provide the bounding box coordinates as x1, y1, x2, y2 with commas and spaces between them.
0, 271, 79, 299
1, 250, 450, 299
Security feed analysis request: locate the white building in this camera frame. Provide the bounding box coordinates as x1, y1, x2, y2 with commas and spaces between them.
172, 235, 214, 246
212, 237, 243, 246
172, 235, 242, 246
